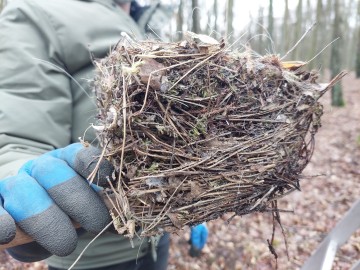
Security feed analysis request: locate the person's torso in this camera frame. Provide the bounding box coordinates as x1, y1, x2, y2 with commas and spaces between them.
27, 0, 148, 267
36, 0, 142, 144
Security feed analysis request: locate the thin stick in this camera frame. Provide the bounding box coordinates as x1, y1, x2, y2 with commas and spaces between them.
305, 37, 340, 65
68, 220, 114, 270
131, 55, 209, 117
167, 50, 223, 92
281, 22, 317, 60
143, 177, 187, 233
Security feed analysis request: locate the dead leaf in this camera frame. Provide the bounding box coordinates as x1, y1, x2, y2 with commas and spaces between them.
168, 176, 183, 187
167, 213, 183, 229
297, 104, 310, 111
184, 31, 219, 45
139, 58, 165, 90
126, 165, 137, 179
281, 61, 306, 70
190, 181, 203, 197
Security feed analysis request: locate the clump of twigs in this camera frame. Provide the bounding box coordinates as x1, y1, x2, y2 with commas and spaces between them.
93, 33, 345, 238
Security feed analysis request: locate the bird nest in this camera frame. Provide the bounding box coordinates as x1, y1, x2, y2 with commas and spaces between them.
92, 35, 344, 238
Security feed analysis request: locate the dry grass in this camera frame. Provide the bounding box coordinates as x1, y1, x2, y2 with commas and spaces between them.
92, 35, 344, 242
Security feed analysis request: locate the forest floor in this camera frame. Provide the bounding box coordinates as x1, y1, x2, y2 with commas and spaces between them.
1, 71, 359, 270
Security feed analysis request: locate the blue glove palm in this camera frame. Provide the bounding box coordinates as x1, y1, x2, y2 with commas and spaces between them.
189, 223, 208, 257
0, 143, 113, 257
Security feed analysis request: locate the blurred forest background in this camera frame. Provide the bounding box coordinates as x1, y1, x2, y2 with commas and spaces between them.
136, 0, 360, 106
0, 0, 359, 269
137, 0, 360, 74
1, 0, 359, 104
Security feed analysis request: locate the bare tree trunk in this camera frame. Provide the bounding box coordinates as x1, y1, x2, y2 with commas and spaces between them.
305, 0, 312, 27
342, 0, 353, 70
267, 0, 274, 53
213, 0, 218, 35
309, 0, 323, 70
206, 9, 211, 35
226, 0, 234, 43
323, 0, 334, 71
355, 0, 360, 77
330, 0, 344, 106
282, 0, 290, 55
176, 0, 184, 41
0, 0, 5, 12
303, 0, 312, 60
247, 13, 254, 48
191, 0, 201, 34
256, 6, 264, 54
291, 0, 303, 60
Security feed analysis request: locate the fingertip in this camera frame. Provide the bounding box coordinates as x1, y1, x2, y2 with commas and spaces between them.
18, 205, 78, 257
48, 176, 111, 234
73, 145, 114, 186
0, 210, 16, 244
52, 143, 114, 186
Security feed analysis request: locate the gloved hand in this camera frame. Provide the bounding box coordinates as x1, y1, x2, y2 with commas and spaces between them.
189, 223, 208, 257
0, 143, 113, 257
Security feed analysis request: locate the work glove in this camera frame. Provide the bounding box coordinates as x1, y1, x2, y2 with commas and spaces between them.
189, 223, 208, 257
0, 143, 113, 257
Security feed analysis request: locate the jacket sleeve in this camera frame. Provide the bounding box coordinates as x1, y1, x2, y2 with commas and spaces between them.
0, 0, 73, 178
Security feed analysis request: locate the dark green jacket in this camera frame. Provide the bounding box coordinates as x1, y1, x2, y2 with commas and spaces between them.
0, 0, 149, 268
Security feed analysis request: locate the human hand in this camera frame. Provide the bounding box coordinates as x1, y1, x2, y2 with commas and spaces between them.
189, 223, 208, 257
0, 143, 113, 257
